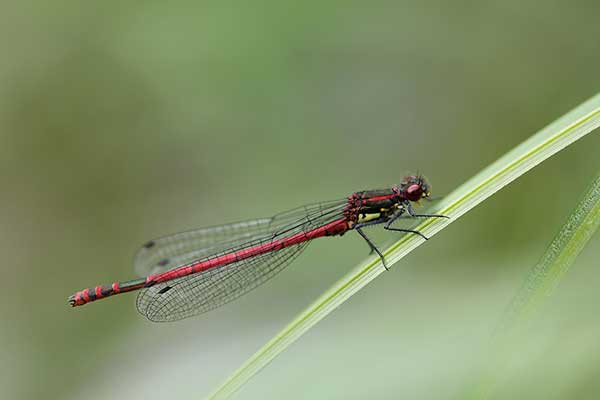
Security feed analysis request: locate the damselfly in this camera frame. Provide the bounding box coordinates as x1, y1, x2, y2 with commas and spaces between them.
69, 175, 447, 322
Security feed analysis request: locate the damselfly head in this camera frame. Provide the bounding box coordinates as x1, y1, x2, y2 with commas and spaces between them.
400, 175, 431, 201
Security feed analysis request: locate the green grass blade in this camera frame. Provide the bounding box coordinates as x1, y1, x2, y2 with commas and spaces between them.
501, 172, 600, 331
207, 93, 600, 400
463, 172, 600, 400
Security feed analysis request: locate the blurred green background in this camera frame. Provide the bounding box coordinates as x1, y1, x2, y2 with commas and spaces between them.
1, 1, 599, 399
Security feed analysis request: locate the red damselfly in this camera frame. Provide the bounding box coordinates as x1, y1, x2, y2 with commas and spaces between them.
69, 175, 447, 322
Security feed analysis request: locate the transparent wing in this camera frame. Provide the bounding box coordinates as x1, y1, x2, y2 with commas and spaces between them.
134, 219, 272, 277
134, 198, 346, 277
136, 243, 308, 322
135, 199, 347, 322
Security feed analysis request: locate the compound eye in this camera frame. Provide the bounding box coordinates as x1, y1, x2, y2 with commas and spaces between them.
406, 184, 423, 201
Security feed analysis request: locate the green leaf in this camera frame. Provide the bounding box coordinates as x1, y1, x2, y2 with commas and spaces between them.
207, 94, 600, 400
462, 171, 600, 400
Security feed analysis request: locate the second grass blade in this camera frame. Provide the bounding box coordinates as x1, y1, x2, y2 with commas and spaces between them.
464, 172, 600, 400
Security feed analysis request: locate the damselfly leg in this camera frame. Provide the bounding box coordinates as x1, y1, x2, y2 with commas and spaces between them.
354, 204, 449, 270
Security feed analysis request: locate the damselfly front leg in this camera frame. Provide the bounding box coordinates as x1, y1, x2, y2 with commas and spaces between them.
353, 204, 449, 269
381, 202, 449, 240
398, 201, 449, 220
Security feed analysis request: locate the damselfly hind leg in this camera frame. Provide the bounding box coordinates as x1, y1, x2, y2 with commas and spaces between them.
355, 226, 388, 270
354, 204, 450, 263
